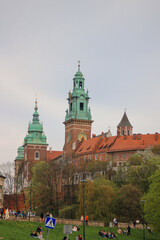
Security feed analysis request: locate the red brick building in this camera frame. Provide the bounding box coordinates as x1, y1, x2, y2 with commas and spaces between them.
11, 63, 160, 210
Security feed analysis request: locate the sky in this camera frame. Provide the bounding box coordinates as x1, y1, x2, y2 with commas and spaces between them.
0, 0, 160, 164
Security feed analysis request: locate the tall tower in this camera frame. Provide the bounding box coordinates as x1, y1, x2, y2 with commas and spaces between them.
23, 99, 48, 186
63, 62, 93, 160
117, 111, 133, 136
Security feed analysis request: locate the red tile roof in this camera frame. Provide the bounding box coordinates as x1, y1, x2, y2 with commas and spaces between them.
75, 136, 102, 155
109, 133, 160, 152
47, 150, 63, 162
95, 136, 117, 153
74, 133, 160, 156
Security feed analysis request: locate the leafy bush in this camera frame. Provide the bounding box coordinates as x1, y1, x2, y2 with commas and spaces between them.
59, 204, 79, 219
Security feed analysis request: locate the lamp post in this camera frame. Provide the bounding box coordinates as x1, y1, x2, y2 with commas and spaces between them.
29, 181, 32, 221
81, 172, 87, 240
141, 200, 145, 240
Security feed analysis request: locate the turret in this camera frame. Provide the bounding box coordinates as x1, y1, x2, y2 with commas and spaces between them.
65, 61, 92, 121
117, 111, 133, 136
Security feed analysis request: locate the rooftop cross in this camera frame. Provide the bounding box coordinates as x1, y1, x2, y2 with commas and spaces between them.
78, 60, 80, 71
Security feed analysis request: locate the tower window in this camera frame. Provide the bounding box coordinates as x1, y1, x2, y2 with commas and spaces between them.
122, 130, 124, 135
79, 81, 82, 89
128, 130, 130, 135
35, 151, 39, 160
70, 103, 72, 111
80, 102, 84, 111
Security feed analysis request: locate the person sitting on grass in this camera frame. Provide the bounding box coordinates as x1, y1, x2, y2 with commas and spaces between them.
30, 231, 38, 237
72, 226, 78, 231
110, 232, 117, 239
36, 226, 43, 234
38, 231, 45, 240
147, 226, 152, 234
117, 228, 123, 234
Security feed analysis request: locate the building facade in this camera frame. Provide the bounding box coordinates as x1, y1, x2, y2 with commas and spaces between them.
13, 63, 160, 195
0, 172, 5, 208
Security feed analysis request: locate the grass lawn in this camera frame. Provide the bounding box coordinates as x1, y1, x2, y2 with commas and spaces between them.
0, 220, 159, 240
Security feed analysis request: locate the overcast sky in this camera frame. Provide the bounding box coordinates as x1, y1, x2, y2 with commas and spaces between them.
0, 0, 160, 164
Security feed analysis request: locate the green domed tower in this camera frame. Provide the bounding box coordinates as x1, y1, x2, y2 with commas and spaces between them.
24, 99, 47, 145
64, 62, 93, 160
23, 99, 48, 185
14, 146, 24, 192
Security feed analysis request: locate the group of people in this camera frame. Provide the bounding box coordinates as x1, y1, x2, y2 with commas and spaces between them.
0, 207, 9, 220
117, 225, 131, 236
31, 226, 44, 239
99, 230, 117, 239
75, 234, 83, 240
80, 215, 88, 225
72, 225, 80, 232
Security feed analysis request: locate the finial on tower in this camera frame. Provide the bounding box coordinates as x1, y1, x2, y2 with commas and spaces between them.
35, 94, 38, 110
124, 108, 127, 112
78, 60, 80, 71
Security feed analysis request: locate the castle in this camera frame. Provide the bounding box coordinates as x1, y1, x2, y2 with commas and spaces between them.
14, 62, 160, 191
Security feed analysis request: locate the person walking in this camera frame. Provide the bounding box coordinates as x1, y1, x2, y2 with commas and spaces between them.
85, 215, 88, 226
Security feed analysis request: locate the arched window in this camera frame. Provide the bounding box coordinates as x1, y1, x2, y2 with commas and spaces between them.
35, 151, 39, 160
79, 81, 82, 89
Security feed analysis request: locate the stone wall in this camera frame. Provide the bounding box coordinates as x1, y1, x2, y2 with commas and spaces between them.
8, 215, 104, 227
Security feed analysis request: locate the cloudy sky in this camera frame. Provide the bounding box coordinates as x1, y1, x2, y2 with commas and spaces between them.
0, 0, 160, 164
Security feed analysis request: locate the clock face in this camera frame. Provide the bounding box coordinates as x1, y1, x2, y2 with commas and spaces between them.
67, 133, 71, 144
78, 132, 87, 141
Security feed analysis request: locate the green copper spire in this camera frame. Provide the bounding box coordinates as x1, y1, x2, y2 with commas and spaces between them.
32, 98, 39, 123
24, 99, 47, 145
16, 146, 24, 160
65, 62, 92, 121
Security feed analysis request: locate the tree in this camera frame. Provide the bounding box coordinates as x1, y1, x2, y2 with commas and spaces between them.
78, 177, 115, 225
112, 166, 127, 187
144, 169, 160, 233
126, 151, 160, 193
115, 184, 142, 222
86, 158, 116, 180
152, 144, 160, 155
62, 162, 78, 205
0, 162, 14, 194
31, 161, 58, 215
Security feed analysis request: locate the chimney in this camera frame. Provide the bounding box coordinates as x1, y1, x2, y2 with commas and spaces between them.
49, 147, 52, 153
101, 132, 105, 137
132, 134, 136, 140
137, 133, 141, 140
92, 134, 96, 138
117, 129, 120, 138
155, 132, 158, 142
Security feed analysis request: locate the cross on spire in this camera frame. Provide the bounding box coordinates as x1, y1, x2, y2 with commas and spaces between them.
78, 60, 80, 71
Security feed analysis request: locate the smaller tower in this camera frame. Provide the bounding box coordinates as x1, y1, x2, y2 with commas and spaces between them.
0, 172, 5, 208
117, 111, 133, 136
14, 146, 24, 192
23, 99, 48, 186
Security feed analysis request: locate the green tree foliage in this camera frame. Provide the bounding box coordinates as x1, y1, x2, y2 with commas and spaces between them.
78, 177, 115, 225
144, 169, 160, 233
30, 161, 58, 215
112, 166, 127, 187
62, 163, 78, 205
126, 151, 160, 193
152, 144, 160, 155
115, 184, 142, 222
86, 158, 116, 180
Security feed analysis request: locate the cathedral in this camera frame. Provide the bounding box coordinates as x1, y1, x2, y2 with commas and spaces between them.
14, 62, 160, 190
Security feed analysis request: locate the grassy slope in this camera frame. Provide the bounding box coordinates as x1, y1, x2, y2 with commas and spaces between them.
0, 220, 159, 240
